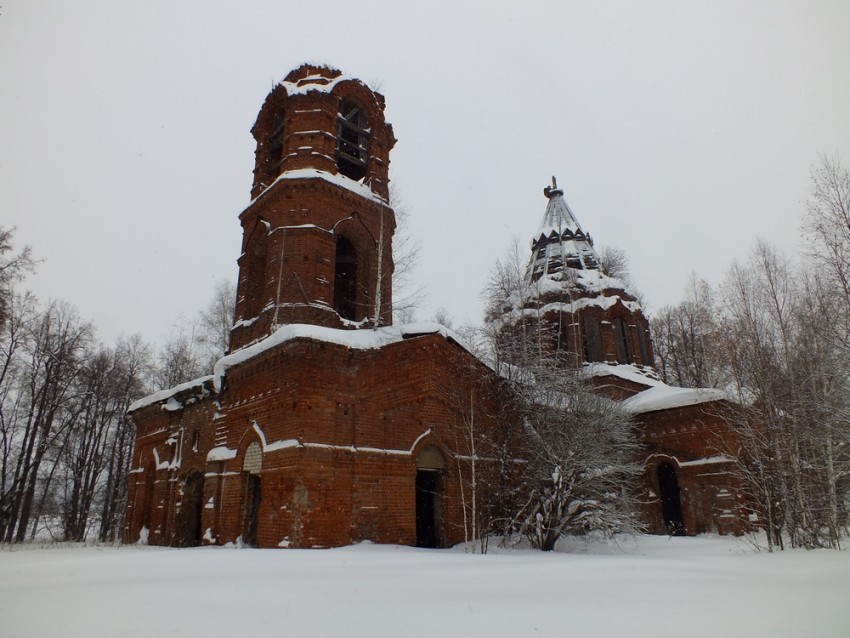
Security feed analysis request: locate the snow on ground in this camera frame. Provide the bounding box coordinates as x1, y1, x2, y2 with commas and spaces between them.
1, 534, 848, 638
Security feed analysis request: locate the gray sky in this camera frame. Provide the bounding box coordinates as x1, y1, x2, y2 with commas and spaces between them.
2, 1, 849, 346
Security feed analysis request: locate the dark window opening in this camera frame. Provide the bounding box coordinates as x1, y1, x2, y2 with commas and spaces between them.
268, 113, 286, 176
243, 474, 262, 547
415, 470, 443, 548
583, 316, 603, 363
657, 462, 685, 536
334, 236, 358, 320
336, 99, 370, 181
613, 318, 631, 364
637, 324, 649, 366
566, 257, 583, 270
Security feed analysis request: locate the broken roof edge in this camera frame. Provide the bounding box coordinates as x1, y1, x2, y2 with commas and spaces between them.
128, 375, 215, 414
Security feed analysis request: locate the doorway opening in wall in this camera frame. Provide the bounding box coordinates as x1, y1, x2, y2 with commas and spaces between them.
415, 470, 443, 548
416, 445, 446, 548
243, 473, 262, 546
242, 441, 263, 546
657, 461, 685, 535
178, 470, 204, 547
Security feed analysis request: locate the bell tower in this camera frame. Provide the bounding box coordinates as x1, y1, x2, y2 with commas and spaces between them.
230, 64, 397, 351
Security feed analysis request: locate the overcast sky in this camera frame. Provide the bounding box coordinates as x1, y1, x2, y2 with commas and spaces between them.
2, 1, 849, 347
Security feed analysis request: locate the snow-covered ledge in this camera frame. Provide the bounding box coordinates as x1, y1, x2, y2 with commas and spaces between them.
623, 385, 729, 414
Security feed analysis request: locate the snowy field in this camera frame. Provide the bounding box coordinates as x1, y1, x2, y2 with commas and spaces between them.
1, 535, 848, 638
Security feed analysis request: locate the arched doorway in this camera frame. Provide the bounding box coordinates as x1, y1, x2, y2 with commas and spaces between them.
415, 446, 445, 548
657, 462, 685, 536
242, 441, 263, 547
177, 469, 204, 547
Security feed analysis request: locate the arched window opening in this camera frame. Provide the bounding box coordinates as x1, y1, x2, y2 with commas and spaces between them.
613, 318, 631, 364
334, 236, 358, 320
336, 99, 370, 181
582, 316, 603, 363
415, 446, 445, 548
657, 462, 685, 536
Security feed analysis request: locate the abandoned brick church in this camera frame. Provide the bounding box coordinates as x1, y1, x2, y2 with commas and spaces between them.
124, 64, 751, 549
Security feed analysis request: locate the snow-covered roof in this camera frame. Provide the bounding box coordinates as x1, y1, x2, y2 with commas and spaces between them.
622, 385, 729, 414
214, 322, 468, 391
583, 363, 663, 388
247, 167, 388, 209
528, 178, 601, 280
584, 363, 734, 413
128, 323, 480, 414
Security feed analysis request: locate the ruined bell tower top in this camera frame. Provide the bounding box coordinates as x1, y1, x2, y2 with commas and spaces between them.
250, 63, 396, 201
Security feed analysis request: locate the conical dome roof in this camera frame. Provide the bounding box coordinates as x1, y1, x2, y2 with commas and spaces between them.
528, 178, 600, 281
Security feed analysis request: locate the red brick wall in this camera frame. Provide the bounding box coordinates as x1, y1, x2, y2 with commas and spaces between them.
125, 333, 510, 549
636, 402, 750, 536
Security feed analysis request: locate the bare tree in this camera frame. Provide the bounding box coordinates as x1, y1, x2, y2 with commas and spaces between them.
58, 335, 151, 541
389, 184, 424, 323
505, 361, 641, 550
719, 239, 849, 549
483, 242, 643, 550
806, 153, 850, 332
0, 300, 92, 542
0, 227, 35, 329
651, 274, 726, 388
196, 278, 236, 366
97, 334, 152, 542
153, 320, 206, 391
